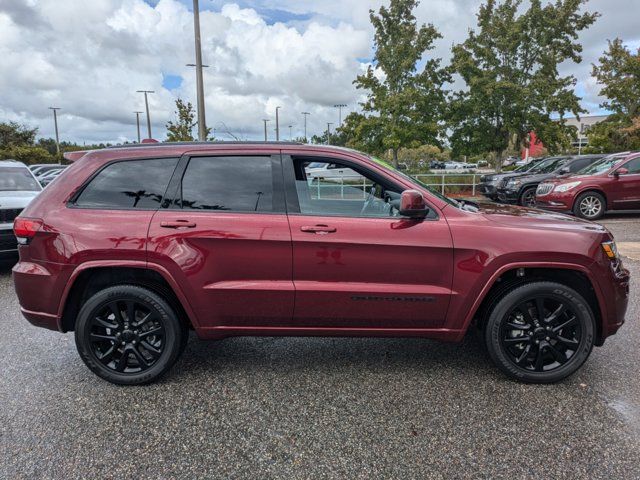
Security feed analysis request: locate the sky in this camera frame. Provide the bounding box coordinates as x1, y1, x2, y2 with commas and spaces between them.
0, 0, 638, 144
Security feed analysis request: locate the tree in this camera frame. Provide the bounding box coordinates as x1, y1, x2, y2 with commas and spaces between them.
449, 0, 598, 170
350, 0, 449, 166
0, 122, 37, 147
586, 114, 640, 152
592, 38, 640, 118
166, 99, 212, 142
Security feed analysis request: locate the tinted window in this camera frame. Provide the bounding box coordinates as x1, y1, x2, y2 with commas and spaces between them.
181, 156, 275, 212
569, 158, 595, 173
294, 159, 401, 217
0, 167, 41, 192
622, 158, 640, 174
75, 158, 178, 209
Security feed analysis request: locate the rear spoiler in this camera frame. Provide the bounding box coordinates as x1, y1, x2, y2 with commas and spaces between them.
63, 151, 89, 162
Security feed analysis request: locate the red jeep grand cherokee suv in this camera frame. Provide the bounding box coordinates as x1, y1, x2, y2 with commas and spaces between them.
13, 143, 630, 385
535, 152, 640, 220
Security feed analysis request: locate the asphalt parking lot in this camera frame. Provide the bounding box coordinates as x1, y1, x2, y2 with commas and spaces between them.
1, 216, 639, 479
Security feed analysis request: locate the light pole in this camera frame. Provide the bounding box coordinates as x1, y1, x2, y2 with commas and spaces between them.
136, 90, 154, 139
275, 106, 281, 141
326, 122, 333, 145
191, 0, 208, 141
262, 119, 270, 141
48, 107, 61, 155
186, 62, 210, 140
301, 112, 310, 141
288, 125, 293, 140
134, 111, 143, 143
334, 104, 347, 126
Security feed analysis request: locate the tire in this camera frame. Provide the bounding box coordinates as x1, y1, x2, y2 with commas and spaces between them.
484, 281, 595, 383
75, 285, 187, 385
573, 191, 605, 220
519, 186, 537, 207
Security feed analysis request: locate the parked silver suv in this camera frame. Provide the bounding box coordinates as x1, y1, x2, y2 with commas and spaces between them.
0, 160, 41, 260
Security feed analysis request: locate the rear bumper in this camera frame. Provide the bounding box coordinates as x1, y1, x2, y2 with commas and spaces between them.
12, 259, 74, 332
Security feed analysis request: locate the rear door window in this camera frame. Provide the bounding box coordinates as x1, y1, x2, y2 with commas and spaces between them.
74, 158, 178, 209
179, 156, 279, 212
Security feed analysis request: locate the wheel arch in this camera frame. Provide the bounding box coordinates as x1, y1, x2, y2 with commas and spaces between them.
467, 265, 606, 345
572, 187, 607, 211
59, 262, 199, 333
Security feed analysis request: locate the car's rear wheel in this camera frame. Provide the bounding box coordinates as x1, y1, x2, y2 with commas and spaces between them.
75, 285, 187, 385
519, 187, 537, 207
574, 191, 605, 220
485, 281, 595, 383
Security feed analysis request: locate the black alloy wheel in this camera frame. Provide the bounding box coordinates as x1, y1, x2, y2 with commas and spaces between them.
485, 282, 595, 383
75, 285, 187, 385
519, 187, 537, 207
500, 297, 582, 372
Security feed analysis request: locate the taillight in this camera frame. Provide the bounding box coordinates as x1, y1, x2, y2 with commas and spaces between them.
13, 217, 43, 244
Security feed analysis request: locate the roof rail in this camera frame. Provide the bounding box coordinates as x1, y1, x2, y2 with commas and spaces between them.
106, 140, 304, 149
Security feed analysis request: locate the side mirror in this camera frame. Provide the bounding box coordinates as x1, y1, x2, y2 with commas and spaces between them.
614, 167, 629, 177
559, 167, 570, 174
399, 190, 429, 218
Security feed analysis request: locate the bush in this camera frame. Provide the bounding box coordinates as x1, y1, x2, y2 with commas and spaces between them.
0, 145, 55, 165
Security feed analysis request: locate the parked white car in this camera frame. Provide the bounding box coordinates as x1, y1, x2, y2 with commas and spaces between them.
0, 160, 42, 260
305, 162, 362, 181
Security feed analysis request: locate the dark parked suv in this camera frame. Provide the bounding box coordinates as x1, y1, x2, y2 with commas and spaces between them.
13, 143, 630, 385
497, 155, 604, 206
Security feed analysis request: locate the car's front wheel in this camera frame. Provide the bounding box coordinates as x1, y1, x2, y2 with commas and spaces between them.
574, 191, 606, 220
519, 186, 537, 207
75, 285, 187, 385
485, 281, 595, 383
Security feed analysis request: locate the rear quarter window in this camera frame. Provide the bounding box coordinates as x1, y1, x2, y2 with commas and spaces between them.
74, 158, 179, 209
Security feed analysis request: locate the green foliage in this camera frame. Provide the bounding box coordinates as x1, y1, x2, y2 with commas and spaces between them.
349, 0, 449, 166
592, 39, 640, 117
0, 122, 38, 147
0, 145, 54, 165
166, 99, 197, 142
448, 0, 598, 169
166, 99, 212, 142
585, 114, 640, 152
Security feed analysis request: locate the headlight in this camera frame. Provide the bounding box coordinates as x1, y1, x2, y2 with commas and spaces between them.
601, 241, 619, 260
553, 181, 581, 193
506, 180, 521, 188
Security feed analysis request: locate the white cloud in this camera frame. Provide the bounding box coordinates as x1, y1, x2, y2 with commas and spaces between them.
0, 0, 369, 142
0, 0, 638, 143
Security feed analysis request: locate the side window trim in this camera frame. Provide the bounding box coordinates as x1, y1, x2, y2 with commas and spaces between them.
69, 156, 180, 211
164, 153, 286, 214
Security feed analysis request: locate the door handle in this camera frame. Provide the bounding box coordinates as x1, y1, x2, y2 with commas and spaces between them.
300, 225, 337, 234
160, 220, 197, 229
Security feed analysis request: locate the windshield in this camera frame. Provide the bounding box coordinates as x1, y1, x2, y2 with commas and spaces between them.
578, 154, 626, 175
0, 167, 41, 192
369, 156, 460, 207
533, 157, 568, 174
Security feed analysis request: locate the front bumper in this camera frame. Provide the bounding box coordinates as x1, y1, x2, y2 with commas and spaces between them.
535, 190, 575, 213
496, 188, 519, 204
597, 260, 631, 342
478, 184, 498, 199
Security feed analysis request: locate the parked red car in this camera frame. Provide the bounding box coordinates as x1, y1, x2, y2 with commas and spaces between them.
13, 143, 630, 384
536, 152, 640, 220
